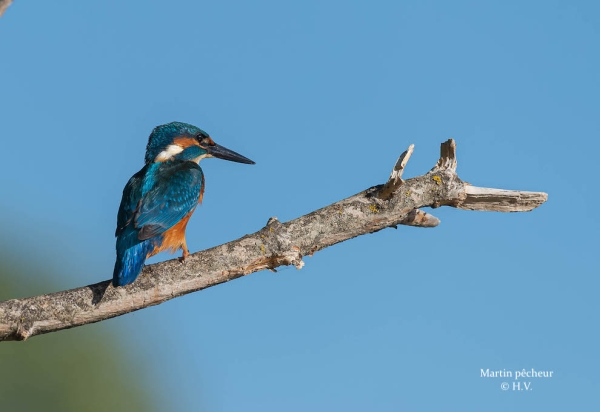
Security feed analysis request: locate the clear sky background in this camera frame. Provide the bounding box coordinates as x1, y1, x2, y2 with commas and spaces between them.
1, 1, 598, 411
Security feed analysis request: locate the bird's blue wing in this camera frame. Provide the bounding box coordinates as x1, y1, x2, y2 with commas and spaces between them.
134, 161, 204, 240
115, 165, 147, 237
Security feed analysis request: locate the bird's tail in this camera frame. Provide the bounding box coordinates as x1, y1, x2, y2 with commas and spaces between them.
113, 230, 155, 287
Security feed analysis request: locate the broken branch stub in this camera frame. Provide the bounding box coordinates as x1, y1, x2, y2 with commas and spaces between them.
377, 143, 414, 200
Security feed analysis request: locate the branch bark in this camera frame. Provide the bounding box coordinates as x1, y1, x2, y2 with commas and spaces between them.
0, 139, 547, 341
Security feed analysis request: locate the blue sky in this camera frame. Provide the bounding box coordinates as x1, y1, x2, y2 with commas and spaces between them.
1, 1, 599, 410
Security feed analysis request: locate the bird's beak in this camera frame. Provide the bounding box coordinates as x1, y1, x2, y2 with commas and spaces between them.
207, 143, 255, 164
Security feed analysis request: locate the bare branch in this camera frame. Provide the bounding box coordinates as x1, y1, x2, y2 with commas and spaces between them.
0, 139, 548, 341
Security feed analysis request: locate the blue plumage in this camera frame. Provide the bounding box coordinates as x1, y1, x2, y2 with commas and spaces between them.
134, 162, 204, 240
113, 122, 254, 287
113, 162, 203, 286
113, 226, 156, 286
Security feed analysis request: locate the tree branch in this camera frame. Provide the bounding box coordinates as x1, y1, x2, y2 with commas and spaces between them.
0, 139, 547, 341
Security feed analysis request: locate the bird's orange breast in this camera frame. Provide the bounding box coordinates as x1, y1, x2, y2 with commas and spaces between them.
149, 208, 196, 256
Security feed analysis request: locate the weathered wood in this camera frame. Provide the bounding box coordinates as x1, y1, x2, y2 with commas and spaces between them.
377, 143, 414, 200
460, 186, 548, 212
0, 139, 547, 341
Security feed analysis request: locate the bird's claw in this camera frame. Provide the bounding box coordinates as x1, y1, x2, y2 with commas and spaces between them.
179, 249, 189, 263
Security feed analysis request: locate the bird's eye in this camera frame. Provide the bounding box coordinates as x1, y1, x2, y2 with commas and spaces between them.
196, 133, 214, 146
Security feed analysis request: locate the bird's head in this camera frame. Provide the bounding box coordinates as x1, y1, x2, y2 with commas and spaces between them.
145, 122, 255, 165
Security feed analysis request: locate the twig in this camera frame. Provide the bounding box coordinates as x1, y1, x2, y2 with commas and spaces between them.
0, 0, 12, 18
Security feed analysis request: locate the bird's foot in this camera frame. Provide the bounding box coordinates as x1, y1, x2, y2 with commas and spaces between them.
179, 249, 189, 263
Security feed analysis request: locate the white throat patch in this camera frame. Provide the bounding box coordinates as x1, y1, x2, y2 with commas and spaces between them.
155, 144, 184, 162
193, 153, 212, 164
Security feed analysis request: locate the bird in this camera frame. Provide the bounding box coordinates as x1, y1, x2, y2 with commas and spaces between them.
113, 122, 255, 287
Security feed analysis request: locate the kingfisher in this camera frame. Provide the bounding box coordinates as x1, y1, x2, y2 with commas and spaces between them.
113, 122, 255, 287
